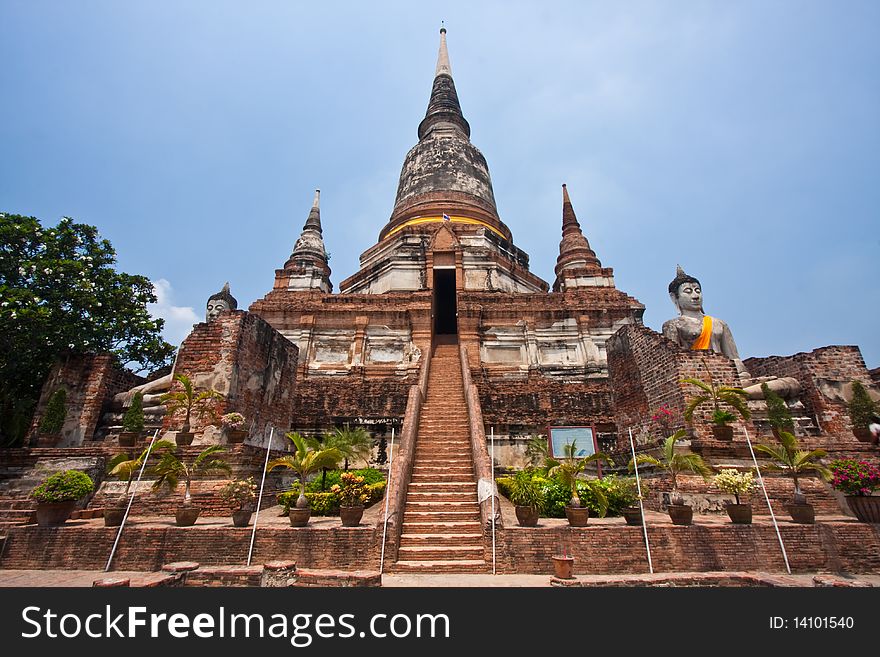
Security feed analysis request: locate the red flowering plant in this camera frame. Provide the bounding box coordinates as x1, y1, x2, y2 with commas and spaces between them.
651, 404, 677, 438
829, 459, 880, 497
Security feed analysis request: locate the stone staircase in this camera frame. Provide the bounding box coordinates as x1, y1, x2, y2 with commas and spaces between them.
391, 342, 488, 574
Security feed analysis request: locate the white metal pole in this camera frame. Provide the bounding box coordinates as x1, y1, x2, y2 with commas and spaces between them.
379, 427, 395, 576
491, 426, 496, 575
628, 428, 653, 574
247, 427, 275, 566
743, 425, 791, 575
105, 429, 160, 572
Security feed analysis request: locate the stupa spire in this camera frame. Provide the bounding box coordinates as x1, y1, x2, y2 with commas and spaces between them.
435, 24, 451, 77
417, 26, 470, 140
303, 188, 322, 232
280, 189, 332, 293
553, 184, 604, 292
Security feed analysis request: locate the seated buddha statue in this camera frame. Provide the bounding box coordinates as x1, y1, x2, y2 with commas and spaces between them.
662, 266, 799, 400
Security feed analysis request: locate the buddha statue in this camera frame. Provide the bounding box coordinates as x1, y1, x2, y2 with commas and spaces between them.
113, 283, 238, 408
662, 266, 800, 400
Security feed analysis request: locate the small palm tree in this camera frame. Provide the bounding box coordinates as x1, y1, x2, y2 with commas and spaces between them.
159, 373, 222, 433
266, 432, 343, 509
682, 361, 751, 427
151, 444, 231, 503
753, 430, 831, 504
547, 441, 613, 513
628, 429, 713, 504
328, 424, 373, 471
525, 435, 551, 471
107, 440, 175, 497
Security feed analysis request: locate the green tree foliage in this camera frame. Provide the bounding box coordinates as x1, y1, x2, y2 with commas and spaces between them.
848, 380, 876, 430
121, 391, 145, 433
38, 388, 67, 434
0, 213, 174, 445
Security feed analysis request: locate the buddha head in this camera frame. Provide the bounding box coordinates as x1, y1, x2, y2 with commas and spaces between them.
668, 265, 703, 314
206, 282, 238, 322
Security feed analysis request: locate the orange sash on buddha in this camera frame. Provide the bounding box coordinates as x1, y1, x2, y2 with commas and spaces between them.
691, 315, 713, 350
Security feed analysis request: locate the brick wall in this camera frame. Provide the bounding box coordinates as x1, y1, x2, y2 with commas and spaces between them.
168, 311, 299, 444
28, 354, 143, 447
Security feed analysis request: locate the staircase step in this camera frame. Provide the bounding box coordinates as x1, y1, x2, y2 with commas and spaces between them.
397, 545, 485, 561
410, 474, 474, 483
403, 511, 481, 523
399, 533, 483, 547
402, 521, 482, 534
407, 492, 477, 503
408, 482, 476, 491
389, 560, 489, 574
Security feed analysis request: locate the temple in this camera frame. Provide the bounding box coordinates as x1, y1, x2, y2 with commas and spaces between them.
3, 28, 879, 582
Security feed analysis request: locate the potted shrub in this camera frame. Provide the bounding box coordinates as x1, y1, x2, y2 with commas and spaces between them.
220, 477, 258, 527
829, 459, 880, 523
150, 444, 231, 526
508, 469, 545, 527
30, 470, 93, 526
119, 391, 145, 447
159, 373, 222, 445
713, 469, 757, 524
546, 441, 612, 527
848, 381, 877, 443
629, 429, 712, 525
615, 477, 648, 526
220, 412, 248, 444
37, 388, 67, 443
331, 471, 369, 526
754, 430, 831, 524
104, 440, 174, 526
266, 432, 342, 527
762, 383, 794, 439
682, 366, 750, 441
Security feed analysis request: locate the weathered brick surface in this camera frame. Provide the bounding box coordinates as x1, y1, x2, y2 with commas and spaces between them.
28, 354, 143, 447
168, 310, 298, 443
493, 521, 880, 575
0, 524, 380, 571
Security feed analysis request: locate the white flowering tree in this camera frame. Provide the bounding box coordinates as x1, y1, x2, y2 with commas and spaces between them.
0, 213, 174, 445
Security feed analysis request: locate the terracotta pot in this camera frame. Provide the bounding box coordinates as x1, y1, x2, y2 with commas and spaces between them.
852, 427, 874, 443
712, 425, 734, 441
232, 509, 253, 527
622, 506, 643, 526
175, 432, 194, 446
289, 507, 311, 527
786, 503, 815, 524
35, 501, 77, 527
667, 504, 693, 525
725, 503, 753, 524
564, 505, 590, 527
340, 505, 365, 527
176, 505, 200, 526
104, 505, 127, 527
551, 555, 574, 579
845, 496, 880, 523
225, 429, 248, 444
515, 505, 539, 527
118, 432, 138, 447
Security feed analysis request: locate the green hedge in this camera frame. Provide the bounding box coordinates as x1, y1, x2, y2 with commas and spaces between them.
498, 472, 641, 518
278, 477, 387, 516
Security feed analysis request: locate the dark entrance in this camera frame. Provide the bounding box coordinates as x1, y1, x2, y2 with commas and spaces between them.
433, 268, 457, 336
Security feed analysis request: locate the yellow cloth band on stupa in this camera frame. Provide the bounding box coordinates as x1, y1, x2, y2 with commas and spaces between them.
691, 315, 713, 350
386, 215, 506, 239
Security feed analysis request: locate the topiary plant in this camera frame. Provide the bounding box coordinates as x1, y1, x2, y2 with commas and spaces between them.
848, 381, 876, 432
122, 391, 145, 434
38, 388, 67, 434
30, 469, 93, 503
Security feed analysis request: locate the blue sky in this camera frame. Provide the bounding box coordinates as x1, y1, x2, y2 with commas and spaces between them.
1, 1, 878, 368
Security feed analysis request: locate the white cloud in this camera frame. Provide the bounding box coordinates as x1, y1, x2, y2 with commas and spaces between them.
147, 279, 200, 346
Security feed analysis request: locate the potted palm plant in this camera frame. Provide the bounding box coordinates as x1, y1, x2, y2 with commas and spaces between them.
753, 430, 831, 524
848, 381, 877, 443
508, 470, 545, 527
150, 444, 231, 526
30, 470, 93, 526
617, 477, 648, 526
713, 469, 757, 524
546, 441, 612, 527
829, 458, 880, 523
682, 365, 751, 441
159, 373, 222, 445
266, 432, 343, 527
119, 392, 145, 447
332, 471, 369, 526
104, 440, 174, 526
629, 429, 713, 525
761, 383, 794, 439
220, 477, 258, 527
